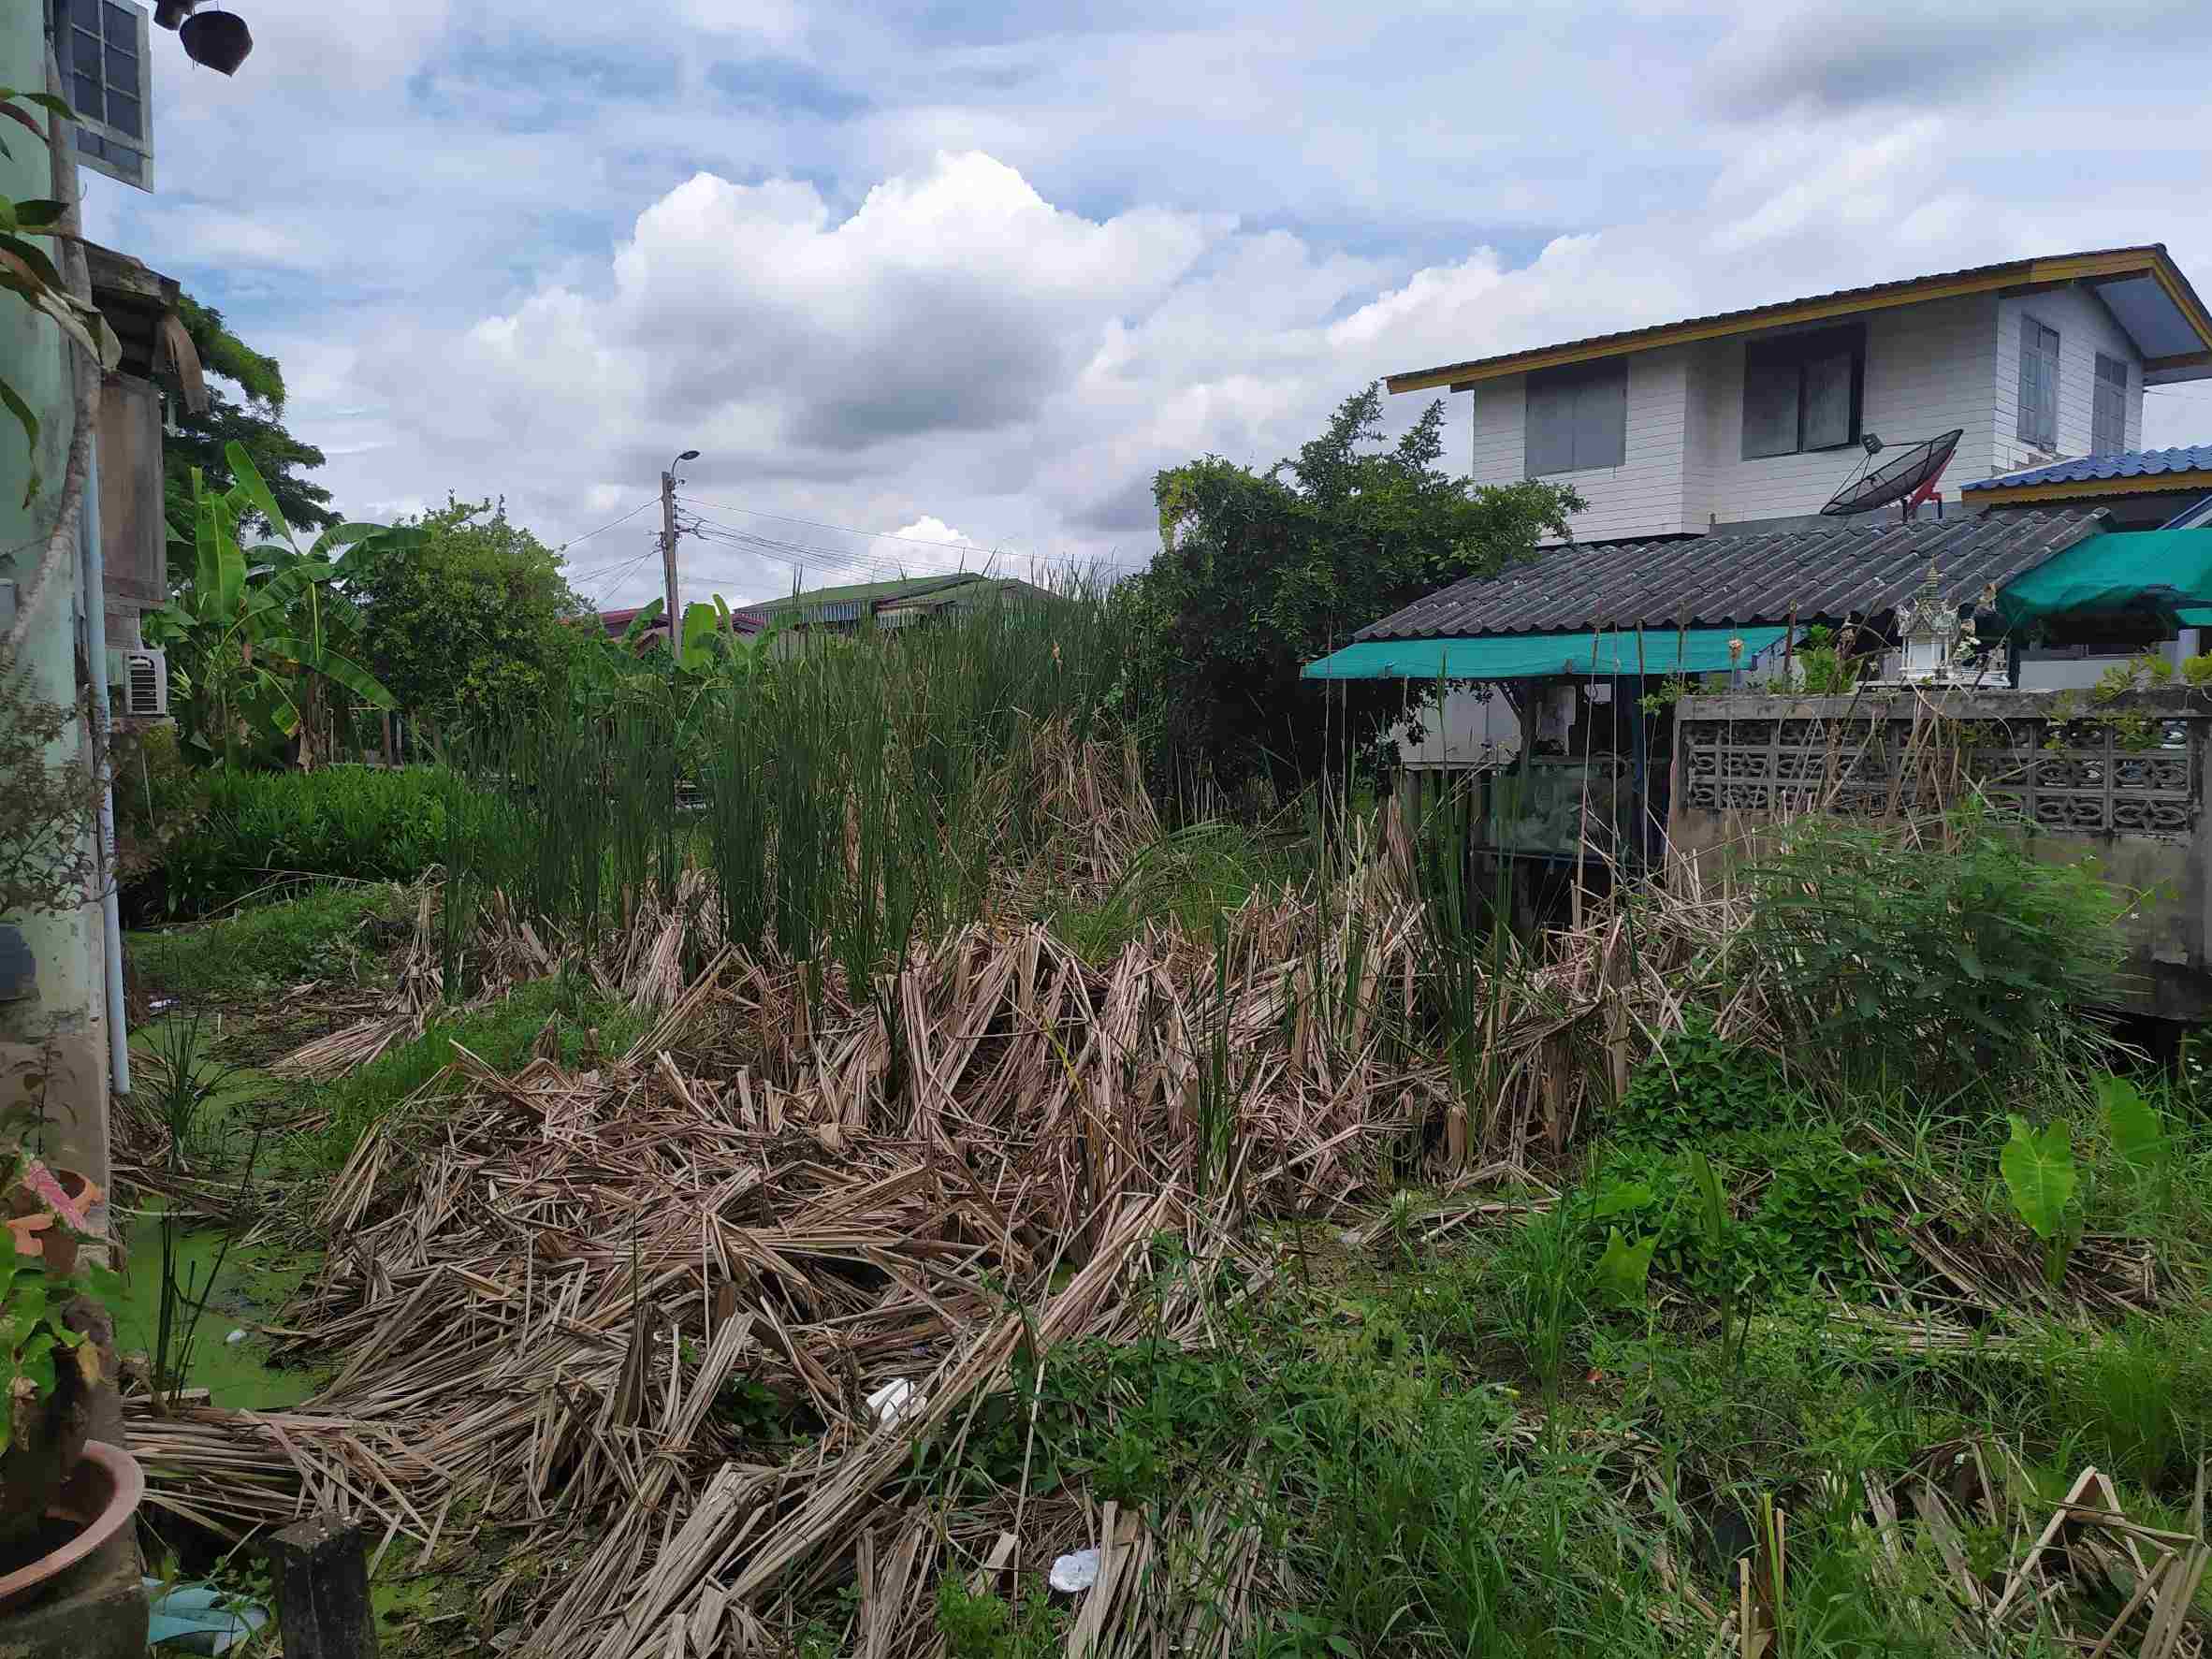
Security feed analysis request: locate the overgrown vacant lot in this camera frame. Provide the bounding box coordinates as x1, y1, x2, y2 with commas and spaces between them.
117, 603, 2212, 1659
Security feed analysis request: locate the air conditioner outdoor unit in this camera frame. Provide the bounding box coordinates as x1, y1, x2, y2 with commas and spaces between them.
107, 648, 169, 718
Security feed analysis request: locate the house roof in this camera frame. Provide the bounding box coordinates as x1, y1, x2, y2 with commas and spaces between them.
1960, 444, 2212, 505
1386, 246, 2212, 394
747, 572, 986, 614
592, 604, 766, 639
1354, 509, 2108, 641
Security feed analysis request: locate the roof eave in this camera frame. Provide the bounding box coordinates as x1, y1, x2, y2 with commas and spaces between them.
1964, 470, 2212, 507
1388, 247, 2207, 394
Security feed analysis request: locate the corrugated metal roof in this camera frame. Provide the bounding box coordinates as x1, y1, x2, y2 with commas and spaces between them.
749, 572, 983, 613
1961, 444, 2212, 491
1355, 510, 2107, 641
1386, 245, 2212, 392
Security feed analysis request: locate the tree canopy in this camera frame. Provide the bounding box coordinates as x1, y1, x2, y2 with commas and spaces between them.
1115, 384, 1582, 801
164, 294, 336, 564
347, 495, 586, 730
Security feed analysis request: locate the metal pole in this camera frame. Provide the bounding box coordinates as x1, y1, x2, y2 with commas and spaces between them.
661, 468, 679, 690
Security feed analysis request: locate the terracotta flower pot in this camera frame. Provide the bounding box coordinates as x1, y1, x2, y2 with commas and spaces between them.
0, 1442, 145, 1611
4, 1164, 100, 1278
0, 1332, 94, 1564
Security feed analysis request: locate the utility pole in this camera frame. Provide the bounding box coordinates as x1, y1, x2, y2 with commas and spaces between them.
660, 449, 699, 690
661, 468, 680, 691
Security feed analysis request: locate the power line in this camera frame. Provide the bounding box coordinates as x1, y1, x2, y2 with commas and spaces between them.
578, 547, 660, 604
556, 498, 656, 554
675, 493, 1155, 573
685, 525, 955, 594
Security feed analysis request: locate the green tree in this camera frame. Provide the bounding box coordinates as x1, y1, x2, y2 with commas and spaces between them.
163, 294, 335, 565
146, 444, 400, 768
1117, 384, 1581, 800
347, 496, 586, 730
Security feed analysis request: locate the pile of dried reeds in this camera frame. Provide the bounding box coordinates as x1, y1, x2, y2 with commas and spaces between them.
139, 857, 1469, 1653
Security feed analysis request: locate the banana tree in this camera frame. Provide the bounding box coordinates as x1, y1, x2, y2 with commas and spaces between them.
146, 443, 413, 767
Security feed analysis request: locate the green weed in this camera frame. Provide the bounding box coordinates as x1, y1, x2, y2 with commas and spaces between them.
129, 880, 411, 997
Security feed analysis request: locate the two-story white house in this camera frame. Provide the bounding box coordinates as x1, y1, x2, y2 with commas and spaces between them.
1380, 245, 2212, 760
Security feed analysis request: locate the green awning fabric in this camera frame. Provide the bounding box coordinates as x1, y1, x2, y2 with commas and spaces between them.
1302, 626, 1791, 681
1997, 529, 2212, 627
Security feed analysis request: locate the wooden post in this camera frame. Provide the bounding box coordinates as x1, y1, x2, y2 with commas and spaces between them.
270, 1515, 378, 1659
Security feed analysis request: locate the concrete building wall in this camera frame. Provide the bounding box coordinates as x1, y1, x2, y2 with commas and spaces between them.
0, 6, 113, 1190
95, 373, 166, 649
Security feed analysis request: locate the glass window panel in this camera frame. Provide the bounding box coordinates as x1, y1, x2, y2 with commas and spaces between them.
106, 45, 138, 95
1802, 353, 1855, 449
72, 26, 101, 75
72, 73, 102, 122
104, 3, 136, 43
2096, 353, 2129, 388
107, 92, 139, 138
107, 145, 142, 182
1742, 359, 1799, 458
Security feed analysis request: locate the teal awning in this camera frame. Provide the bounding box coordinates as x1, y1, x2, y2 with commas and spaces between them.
1997, 528, 2212, 627
1302, 626, 1791, 681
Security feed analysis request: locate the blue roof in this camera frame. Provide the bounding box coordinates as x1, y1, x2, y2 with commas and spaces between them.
1963, 444, 2212, 491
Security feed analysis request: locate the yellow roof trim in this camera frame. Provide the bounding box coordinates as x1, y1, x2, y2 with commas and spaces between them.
1389, 248, 2211, 394
1967, 469, 2212, 506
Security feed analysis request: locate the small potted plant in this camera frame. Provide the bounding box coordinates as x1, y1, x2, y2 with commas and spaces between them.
0, 1110, 137, 1605
0, 1219, 133, 1591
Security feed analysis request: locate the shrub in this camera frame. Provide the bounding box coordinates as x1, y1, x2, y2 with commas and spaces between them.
1741, 808, 2122, 1087
1613, 1015, 1806, 1147
153, 764, 483, 917
1587, 1131, 1901, 1301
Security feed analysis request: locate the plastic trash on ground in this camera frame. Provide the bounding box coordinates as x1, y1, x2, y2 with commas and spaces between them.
1049, 1547, 1101, 1594
866, 1377, 924, 1427
145, 1579, 269, 1653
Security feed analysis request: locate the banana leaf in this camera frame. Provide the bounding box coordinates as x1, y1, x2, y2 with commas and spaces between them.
224, 441, 295, 546
255, 635, 396, 709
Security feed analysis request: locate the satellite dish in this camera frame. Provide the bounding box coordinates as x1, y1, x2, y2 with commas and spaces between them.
1820, 428, 1963, 518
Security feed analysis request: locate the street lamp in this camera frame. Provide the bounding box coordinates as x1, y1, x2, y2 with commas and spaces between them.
662, 450, 701, 679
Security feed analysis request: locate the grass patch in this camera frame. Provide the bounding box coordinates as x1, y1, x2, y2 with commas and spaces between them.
307, 971, 651, 1168
128, 880, 413, 998
1041, 821, 1303, 961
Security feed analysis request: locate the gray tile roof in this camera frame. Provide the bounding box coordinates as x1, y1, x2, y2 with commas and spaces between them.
1962, 445, 2212, 491
1355, 510, 2108, 641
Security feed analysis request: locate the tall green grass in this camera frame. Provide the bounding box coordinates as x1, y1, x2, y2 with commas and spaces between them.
444, 586, 1130, 982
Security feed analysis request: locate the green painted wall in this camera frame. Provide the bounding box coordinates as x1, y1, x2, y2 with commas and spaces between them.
1, 5, 109, 1184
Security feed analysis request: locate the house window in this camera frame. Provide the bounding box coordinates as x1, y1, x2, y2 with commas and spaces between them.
1524, 358, 1626, 476
2092, 353, 2129, 455
53, 0, 153, 191
2017, 317, 2059, 451
1739, 325, 1863, 458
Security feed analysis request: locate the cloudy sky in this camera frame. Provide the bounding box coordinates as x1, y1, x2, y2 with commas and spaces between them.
84, 0, 2212, 610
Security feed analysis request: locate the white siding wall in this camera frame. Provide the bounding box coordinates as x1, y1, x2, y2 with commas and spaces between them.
1470, 346, 1695, 541
1992, 289, 2145, 475
1463, 285, 2150, 541
1694, 294, 2002, 525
